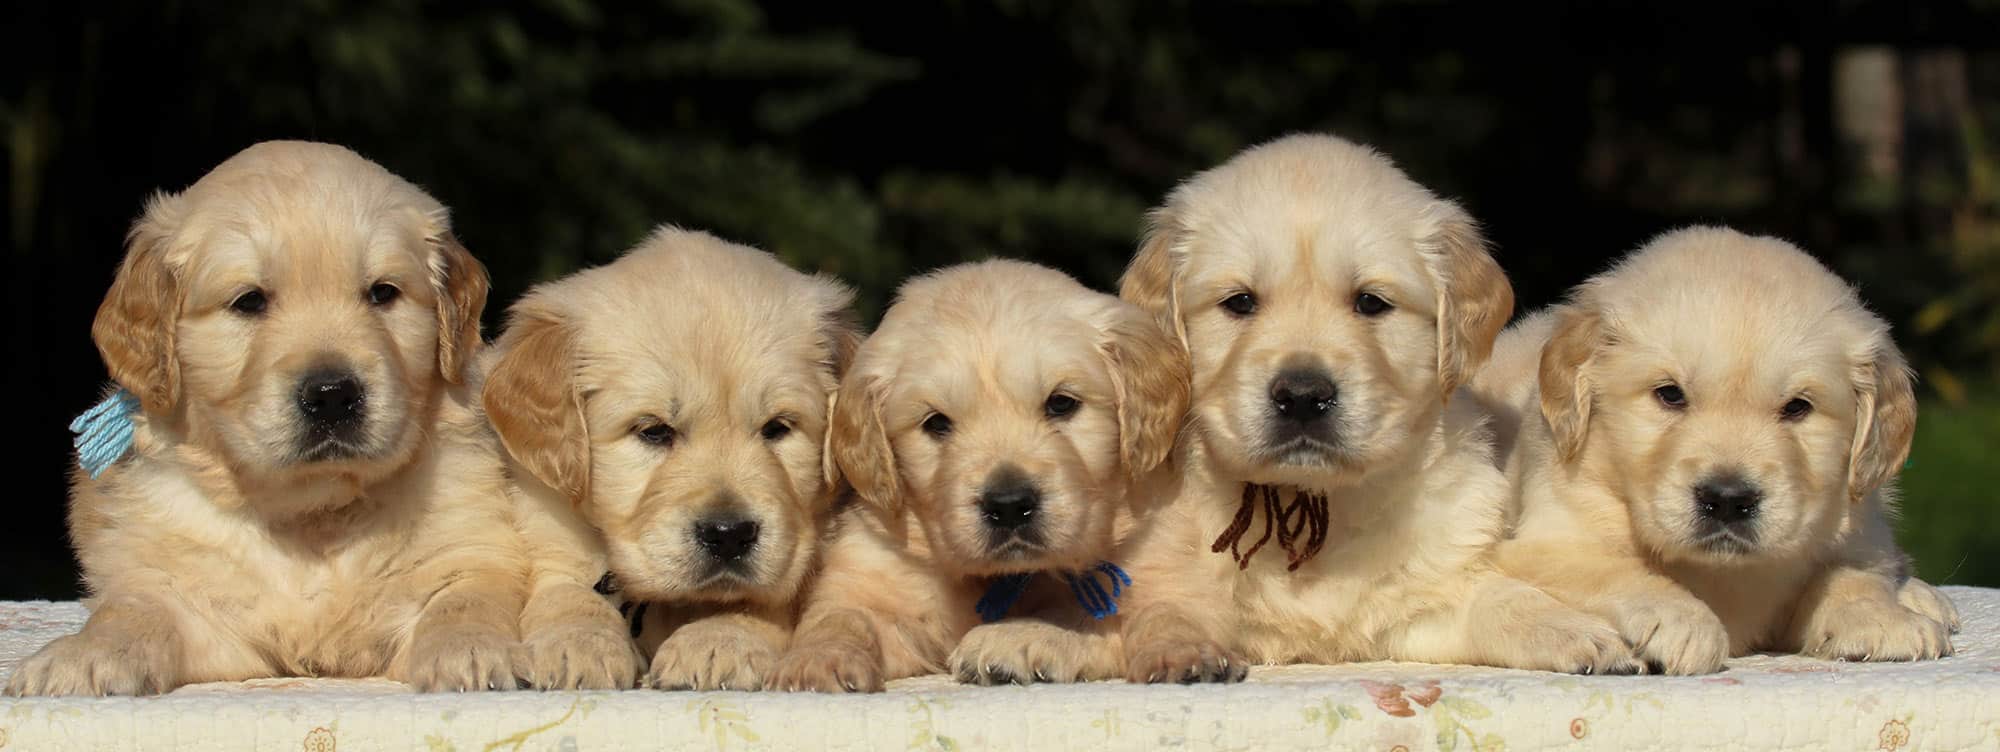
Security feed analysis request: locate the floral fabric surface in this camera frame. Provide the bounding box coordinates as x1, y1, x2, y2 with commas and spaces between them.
1, 587, 1996, 751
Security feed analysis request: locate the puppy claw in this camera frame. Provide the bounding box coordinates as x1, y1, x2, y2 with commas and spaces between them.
4, 632, 181, 697
404, 626, 519, 692
1610, 597, 1729, 675
768, 643, 884, 693
648, 623, 775, 692
1799, 594, 1952, 663
518, 623, 642, 690
1124, 639, 1246, 684
948, 622, 1097, 686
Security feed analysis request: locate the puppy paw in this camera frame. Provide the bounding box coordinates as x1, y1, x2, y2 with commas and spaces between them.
4, 632, 180, 696
403, 626, 520, 692
1493, 603, 1644, 676
1124, 638, 1247, 684
1799, 594, 1952, 662
1897, 578, 1961, 635
949, 621, 1099, 685
1609, 598, 1730, 675
519, 623, 643, 690
648, 622, 775, 691
766, 643, 884, 693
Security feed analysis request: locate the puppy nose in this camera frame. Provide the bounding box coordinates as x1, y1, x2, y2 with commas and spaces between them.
1269, 369, 1338, 421
694, 516, 761, 561
1694, 475, 1762, 524
978, 481, 1041, 530
297, 370, 364, 424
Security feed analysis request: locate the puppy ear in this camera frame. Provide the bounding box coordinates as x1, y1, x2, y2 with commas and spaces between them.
1101, 306, 1190, 478
1422, 201, 1514, 398
1538, 305, 1604, 463
1120, 207, 1186, 344
429, 229, 491, 384
1846, 344, 1917, 503
92, 194, 185, 415
483, 310, 591, 503
815, 297, 864, 491
828, 374, 901, 515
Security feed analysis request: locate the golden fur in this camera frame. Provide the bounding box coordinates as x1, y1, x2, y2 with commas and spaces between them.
1113, 134, 1641, 683
768, 260, 1187, 692
484, 227, 857, 690
7, 141, 526, 696
1478, 227, 1960, 674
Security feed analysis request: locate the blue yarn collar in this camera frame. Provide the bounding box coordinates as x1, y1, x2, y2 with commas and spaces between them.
974, 561, 1132, 623
72, 388, 140, 479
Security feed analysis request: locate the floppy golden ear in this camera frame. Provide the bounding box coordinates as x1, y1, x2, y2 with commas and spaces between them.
1424, 201, 1515, 398
430, 231, 491, 384
92, 195, 185, 415
1846, 345, 1917, 502
1538, 305, 1604, 463
1119, 207, 1185, 342
828, 374, 901, 515
483, 311, 590, 503
815, 300, 864, 491
1101, 308, 1190, 477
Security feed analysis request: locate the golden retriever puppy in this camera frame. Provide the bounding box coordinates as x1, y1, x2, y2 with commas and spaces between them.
767, 260, 1187, 692
483, 227, 857, 691
6, 141, 524, 696
1112, 133, 1640, 682
1478, 227, 1960, 674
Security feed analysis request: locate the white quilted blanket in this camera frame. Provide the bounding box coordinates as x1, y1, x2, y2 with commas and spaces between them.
1, 588, 1996, 751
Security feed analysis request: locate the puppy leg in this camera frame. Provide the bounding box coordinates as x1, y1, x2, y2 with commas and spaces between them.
1391, 572, 1641, 675
949, 613, 1123, 686
1498, 539, 1730, 675
518, 580, 642, 690
1788, 564, 1952, 661
647, 601, 791, 691
5, 593, 185, 696
398, 573, 524, 692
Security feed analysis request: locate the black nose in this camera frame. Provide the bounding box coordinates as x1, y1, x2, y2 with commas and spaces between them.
978, 479, 1041, 530
1269, 369, 1338, 422
297, 370, 364, 424
1694, 475, 1763, 524
694, 516, 761, 561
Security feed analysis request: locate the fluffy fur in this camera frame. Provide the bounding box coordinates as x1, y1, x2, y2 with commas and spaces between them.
1477, 227, 1960, 674
768, 260, 1187, 692
1113, 134, 1640, 683
7, 141, 525, 696
484, 227, 857, 691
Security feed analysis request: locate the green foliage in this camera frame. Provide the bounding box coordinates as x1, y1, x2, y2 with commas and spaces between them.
1897, 386, 2000, 587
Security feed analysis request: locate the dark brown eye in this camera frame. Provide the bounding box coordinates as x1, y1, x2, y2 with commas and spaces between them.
760, 418, 792, 441
1044, 393, 1080, 419
921, 413, 953, 438
230, 289, 269, 315
368, 282, 400, 306
1654, 384, 1688, 410
1780, 398, 1813, 421
636, 422, 677, 447
1354, 292, 1392, 317
1220, 292, 1258, 317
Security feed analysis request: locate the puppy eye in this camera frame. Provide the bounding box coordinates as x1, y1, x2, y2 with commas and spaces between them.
230, 289, 269, 316
1220, 292, 1258, 317
921, 412, 954, 438
1354, 292, 1393, 317
1780, 398, 1813, 421
1654, 384, 1688, 410
760, 417, 792, 441
1044, 393, 1080, 420
367, 282, 401, 306
635, 421, 677, 447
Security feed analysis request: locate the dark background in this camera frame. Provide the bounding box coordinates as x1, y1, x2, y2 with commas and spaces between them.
4, 1, 1997, 599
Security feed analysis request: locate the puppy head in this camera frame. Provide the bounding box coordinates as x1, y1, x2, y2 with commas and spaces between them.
484, 227, 856, 606
1538, 227, 1915, 563
1121, 134, 1511, 488
93, 141, 487, 495
832, 260, 1186, 576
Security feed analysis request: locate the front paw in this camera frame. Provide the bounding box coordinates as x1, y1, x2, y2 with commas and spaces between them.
1897, 578, 1961, 635
1491, 601, 1643, 676
648, 623, 776, 691
1609, 597, 1730, 675
519, 623, 643, 690
949, 621, 1096, 685
766, 642, 884, 693
1124, 638, 1247, 684
404, 626, 520, 692
4, 632, 180, 696
1799, 593, 1952, 662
